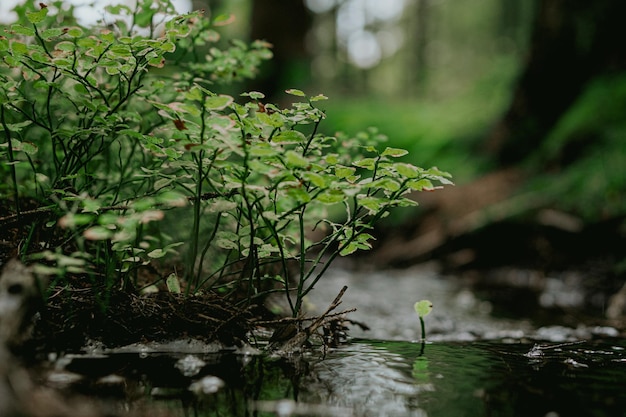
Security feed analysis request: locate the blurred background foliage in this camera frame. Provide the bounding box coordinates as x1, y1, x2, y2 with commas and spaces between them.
196, 0, 626, 227
3, 0, 625, 232
185, 0, 532, 184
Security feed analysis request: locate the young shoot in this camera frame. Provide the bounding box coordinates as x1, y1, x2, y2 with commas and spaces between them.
414, 300, 433, 342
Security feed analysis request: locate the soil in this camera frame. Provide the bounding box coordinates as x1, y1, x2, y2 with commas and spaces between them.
28, 288, 255, 354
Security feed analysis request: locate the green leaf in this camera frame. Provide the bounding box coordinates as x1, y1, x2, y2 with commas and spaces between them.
241, 91, 265, 100
310, 94, 328, 102
353, 158, 377, 170
100, 30, 116, 43
104, 65, 120, 75
209, 199, 237, 213
249, 142, 278, 157
156, 191, 187, 207
213, 13, 234, 26
141, 285, 159, 294
359, 196, 384, 212
67, 27, 83, 37
110, 44, 132, 57
407, 178, 434, 191
165, 273, 181, 293
356, 232, 376, 243
5, 120, 33, 132
134, 7, 155, 27
369, 177, 400, 192
83, 226, 113, 240
55, 41, 75, 52
42, 28, 64, 39
26, 8, 48, 24
339, 241, 360, 256
10, 140, 37, 155
317, 189, 345, 204
437, 177, 454, 186
77, 37, 98, 48
382, 147, 409, 158
59, 213, 94, 229
284, 150, 309, 168
325, 154, 339, 165
81, 199, 101, 213
3, 54, 19, 66
161, 41, 176, 53
395, 163, 420, 178
302, 171, 327, 188
215, 231, 239, 250
335, 165, 356, 179
257, 112, 283, 128
86, 75, 98, 87
273, 130, 305, 144
149, 243, 184, 259
11, 41, 28, 55
425, 167, 453, 179
414, 300, 433, 318
73, 83, 89, 94
287, 187, 311, 203
285, 88, 306, 97
205, 95, 233, 110
154, 177, 173, 190
10, 24, 35, 36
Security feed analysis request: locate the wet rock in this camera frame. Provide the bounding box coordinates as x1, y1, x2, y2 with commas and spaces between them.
532, 324, 619, 342
0, 259, 40, 349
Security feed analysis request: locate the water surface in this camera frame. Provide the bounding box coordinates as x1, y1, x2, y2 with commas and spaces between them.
56, 338, 626, 417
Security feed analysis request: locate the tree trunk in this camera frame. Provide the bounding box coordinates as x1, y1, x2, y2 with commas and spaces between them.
248, 0, 312, 99
487, 0, 626, 166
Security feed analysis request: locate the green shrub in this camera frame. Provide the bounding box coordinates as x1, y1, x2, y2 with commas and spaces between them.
0, 0, 451, 317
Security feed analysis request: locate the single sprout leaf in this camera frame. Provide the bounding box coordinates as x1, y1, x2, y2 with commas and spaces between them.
414, 300, 433, 318
415, 299, 433, 344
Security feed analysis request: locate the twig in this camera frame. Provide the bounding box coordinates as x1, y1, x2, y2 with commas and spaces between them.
254, 307, 356, 327
268, 285, 350, 352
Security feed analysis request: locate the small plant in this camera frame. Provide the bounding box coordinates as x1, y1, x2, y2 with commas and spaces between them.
414, 299, 433, 342
0, 0, 452, 321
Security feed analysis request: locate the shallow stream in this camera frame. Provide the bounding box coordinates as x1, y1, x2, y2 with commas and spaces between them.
53, 338, 626, 417
44, 266, 626, 416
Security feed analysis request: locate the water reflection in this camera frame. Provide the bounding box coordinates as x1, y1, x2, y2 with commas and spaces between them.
44, 338, 626, 417
299, 343, 427, 416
